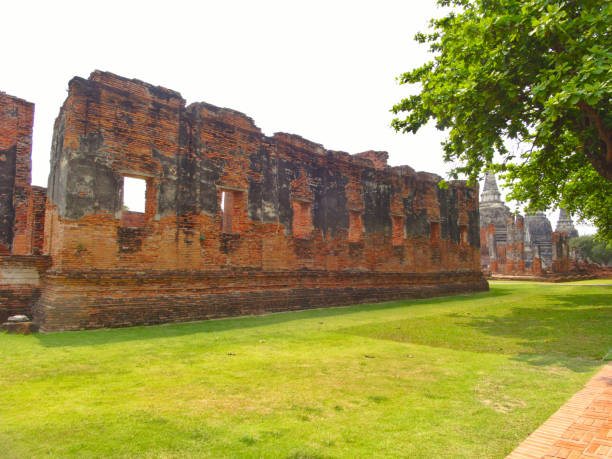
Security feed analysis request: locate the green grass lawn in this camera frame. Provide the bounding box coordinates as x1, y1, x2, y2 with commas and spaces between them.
560, 278, 612, 285
1, 282, 611, 458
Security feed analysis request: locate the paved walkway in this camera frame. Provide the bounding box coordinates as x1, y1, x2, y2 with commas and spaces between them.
507, 362, 612, 459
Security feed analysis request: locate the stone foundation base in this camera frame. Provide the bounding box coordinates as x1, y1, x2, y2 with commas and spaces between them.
2, 321, 37, 334
0, 255, 50, 322
34, 269, 489, 332
489, 273, 604, 283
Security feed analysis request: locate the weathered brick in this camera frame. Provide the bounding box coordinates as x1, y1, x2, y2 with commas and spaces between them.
0, 92, 34, 255
3, 72, 490, 332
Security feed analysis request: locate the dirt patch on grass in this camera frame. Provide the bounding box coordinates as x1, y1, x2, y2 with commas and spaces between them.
474, 379, 526, 413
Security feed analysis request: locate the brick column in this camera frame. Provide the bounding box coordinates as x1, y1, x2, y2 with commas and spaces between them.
515, 215, 525, 274
532, 245, 542, 275
551, 231, 570, 273
487, 224, 498, 273
505, 216, 516, 275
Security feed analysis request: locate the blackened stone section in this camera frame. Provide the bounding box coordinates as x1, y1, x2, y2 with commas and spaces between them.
277, 159, 300, 232
293, 238, 314, 258
48, 113, 123, 220
177, 115, 199, 226
147, 85, 180, 103
468, 209, 480, 248
220, 233, 240, 254
248, 144, 283, 224
247, 145, 267, 223
0, 146, 16, 250
436, 187, 460, 244
152, 147, 178, 218
248, 180, 263, 222
199, 158, 221, 216
362, 170, 392, 237
177, 158, 198, 228
47, 113, 67, 212
63, 153, 122, 220
405, 209, 430, 238
260, 148, 280, 223
554, 236, 564, 259
312, 166, 349, 238
69, 77, 103, 106
403, 192, 429, 238
349, 241, 364, 257
117, 227, 146, 253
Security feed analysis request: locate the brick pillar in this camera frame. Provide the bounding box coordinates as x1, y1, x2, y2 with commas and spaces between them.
552, 231, 570, 273
515, 215, 525, 274
487, 224, 498, 273
532, 245, 542, 275
505, 216, 516, 275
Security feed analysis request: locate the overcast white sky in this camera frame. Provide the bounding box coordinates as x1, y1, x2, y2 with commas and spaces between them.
1, 0, 592, 233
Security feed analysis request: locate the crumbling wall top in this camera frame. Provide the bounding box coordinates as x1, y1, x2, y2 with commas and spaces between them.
188, 102, 262, 134
87, 70, 185, 105
353, 150, 389, 170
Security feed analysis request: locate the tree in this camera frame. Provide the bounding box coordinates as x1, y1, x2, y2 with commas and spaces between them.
570, 235, 612, 265
391, 0, 612, 242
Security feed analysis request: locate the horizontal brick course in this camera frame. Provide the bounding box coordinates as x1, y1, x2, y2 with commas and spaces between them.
35, 269, 487, 331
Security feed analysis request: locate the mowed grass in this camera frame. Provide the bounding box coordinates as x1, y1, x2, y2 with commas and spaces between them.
564, 278, 612, 285
1, 283, 611, 458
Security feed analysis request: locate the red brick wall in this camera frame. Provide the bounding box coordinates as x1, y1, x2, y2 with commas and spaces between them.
0, 92, 34, 255
28, 186, 47, 255
35, 270, 487, 332
33, 71, 487, 331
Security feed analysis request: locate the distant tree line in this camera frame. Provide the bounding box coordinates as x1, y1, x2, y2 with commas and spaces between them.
570, 235, 612, 266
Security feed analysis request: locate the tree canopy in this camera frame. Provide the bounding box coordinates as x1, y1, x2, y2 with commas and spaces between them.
570, 235, 612, 265
392, 0, 612, 242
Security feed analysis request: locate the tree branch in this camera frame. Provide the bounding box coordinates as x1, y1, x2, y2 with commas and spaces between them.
578, 102, 612, 181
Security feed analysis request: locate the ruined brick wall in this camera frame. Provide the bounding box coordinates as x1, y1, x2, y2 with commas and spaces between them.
0, 94, 50, 322
34, 71, 487, 331
484, 223, 600, 279
551, 232, 570, 273
0, 92, 34, 255
481, 216, 531, 276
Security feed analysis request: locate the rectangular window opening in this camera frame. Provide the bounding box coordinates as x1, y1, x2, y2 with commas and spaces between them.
122, 177, 147, 227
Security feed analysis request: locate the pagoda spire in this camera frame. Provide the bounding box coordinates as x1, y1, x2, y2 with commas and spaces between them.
481, 171, 502, 203
555, 208, 579, 238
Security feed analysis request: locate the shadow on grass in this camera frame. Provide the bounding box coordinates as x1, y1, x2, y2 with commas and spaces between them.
465, 292, 612, 372
340, 289, 611, 372
33, 289, 505, 348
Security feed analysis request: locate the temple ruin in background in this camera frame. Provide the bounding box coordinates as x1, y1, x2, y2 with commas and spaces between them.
478, 171, 599, 278
1, 71, 488, 332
